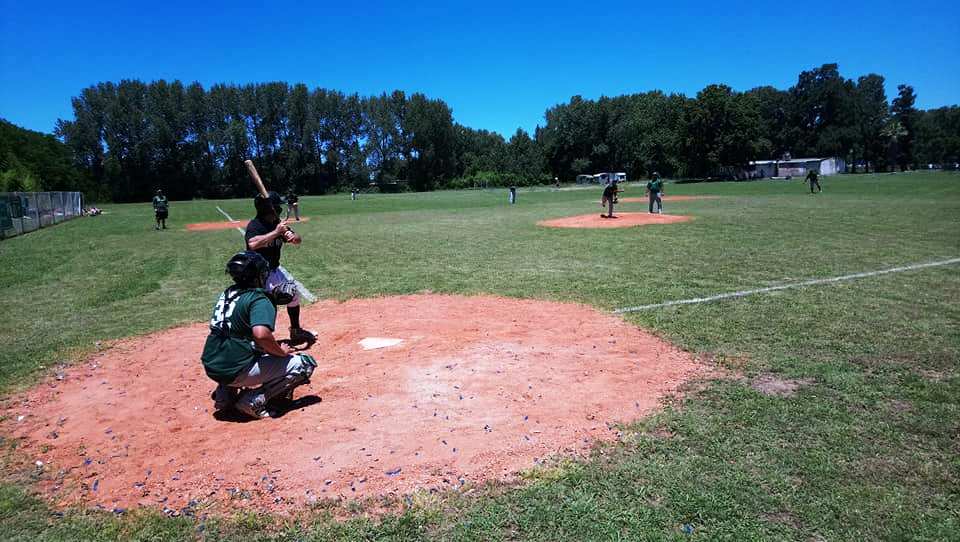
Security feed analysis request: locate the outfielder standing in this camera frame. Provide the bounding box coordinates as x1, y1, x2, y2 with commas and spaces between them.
152, 189, 169, 230
202, 251, 317, 419
806, 168, 822, 193
245, 191, 316, 346
646, 173, 664, 213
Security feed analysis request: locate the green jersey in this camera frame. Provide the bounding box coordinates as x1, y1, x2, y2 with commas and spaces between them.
647, 179, 663, 194
806, 170, 819, 182
201, 286, 276, 383
152, 195, 168, 211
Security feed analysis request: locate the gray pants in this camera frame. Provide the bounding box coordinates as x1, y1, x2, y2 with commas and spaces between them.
286, 203, 300, 220
213, 353, 316, 413
649, 193, 662, 213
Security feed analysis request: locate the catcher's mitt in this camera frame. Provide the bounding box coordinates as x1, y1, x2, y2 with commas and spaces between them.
268, 280, 297, 306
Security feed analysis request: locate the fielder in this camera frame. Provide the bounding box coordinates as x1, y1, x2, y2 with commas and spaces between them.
646, 173, 664, 213
244, 191, 316, 346
600, 180, 620, 218
806, 169, 822, 193
152, 189, 169, 230
201, 251, 316, 419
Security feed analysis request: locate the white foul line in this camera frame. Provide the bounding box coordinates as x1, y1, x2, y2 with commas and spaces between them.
614, 257, 960, 314
216, 206, 237, 222
219, 206, 318, 304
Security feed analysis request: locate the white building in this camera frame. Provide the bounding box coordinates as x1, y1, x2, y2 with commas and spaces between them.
748, 157, 846, 178
575, 172, 628, 184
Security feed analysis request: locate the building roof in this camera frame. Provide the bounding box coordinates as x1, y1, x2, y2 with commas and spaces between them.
750, 158, 829, 165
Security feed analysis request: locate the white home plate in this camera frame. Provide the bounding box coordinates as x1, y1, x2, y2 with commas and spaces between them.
358, 337, 404, 350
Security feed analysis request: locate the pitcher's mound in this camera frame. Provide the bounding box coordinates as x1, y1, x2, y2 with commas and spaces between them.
620, 195, 719, 203
6, 295, 699, 514
538, 212, 691, 229
187, 217, 310, 232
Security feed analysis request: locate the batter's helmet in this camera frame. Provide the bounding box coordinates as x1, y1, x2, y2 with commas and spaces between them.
226, 251, 270, 289
254, 191, 285, 218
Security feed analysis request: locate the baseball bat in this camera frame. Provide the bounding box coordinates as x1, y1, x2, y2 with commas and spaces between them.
244, 159, 270, 198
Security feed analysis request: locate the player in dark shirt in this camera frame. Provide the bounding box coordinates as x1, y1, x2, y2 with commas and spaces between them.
244, 191, 315, 346
285, 190, 300, 221
806, 169, 822, 193
601, 181, 620, 218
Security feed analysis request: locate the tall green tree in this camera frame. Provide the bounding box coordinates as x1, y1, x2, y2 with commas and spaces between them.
891, 84, 918, 170
853, 74, 889, 172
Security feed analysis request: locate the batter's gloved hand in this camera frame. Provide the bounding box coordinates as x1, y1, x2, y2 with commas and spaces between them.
268, 280, 297, 306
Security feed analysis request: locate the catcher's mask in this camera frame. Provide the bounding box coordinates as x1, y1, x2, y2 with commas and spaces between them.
254, 191, 285, 219
226, 251, 270, 289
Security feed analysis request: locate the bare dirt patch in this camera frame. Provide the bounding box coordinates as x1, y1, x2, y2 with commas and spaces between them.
538, 212, 692, 229
3, 294, 700, 514
751, 374, 814, 397
186, 217, 310, 232
620, 196, 719, 203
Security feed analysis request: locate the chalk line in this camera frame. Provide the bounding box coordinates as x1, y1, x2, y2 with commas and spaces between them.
614, 257, 960, 313
219, 206, 317, 303
216, 206, 237, 222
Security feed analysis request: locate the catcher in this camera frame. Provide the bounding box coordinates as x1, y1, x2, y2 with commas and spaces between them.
600, 180, 620, 218
245, 191, 316, 346
201, 251, 317, 419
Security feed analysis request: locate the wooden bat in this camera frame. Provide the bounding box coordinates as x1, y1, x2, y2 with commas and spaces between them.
244, 159, 269, 198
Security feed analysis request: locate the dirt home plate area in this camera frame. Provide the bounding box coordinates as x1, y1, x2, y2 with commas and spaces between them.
5, 295, 700, 514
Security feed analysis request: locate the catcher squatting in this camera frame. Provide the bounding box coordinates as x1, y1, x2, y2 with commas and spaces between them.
200, 192, 317, 419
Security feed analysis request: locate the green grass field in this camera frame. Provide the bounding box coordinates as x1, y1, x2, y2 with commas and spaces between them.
1, 172, 958, 541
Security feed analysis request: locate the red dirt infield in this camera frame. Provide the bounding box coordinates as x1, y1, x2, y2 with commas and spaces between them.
538, 212, 692, 229
186, 217, 310, 232
4, 294, 700, 514
619, 195, 719, 203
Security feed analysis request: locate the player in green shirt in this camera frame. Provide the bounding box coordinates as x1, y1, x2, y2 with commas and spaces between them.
201, 251, 317, 419
152, 189, 169, 230
645, 173, 664, 213
805, 169, 822, 193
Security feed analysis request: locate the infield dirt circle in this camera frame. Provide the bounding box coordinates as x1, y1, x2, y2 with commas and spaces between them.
4, 295, 700, 514
538, 212, 692, 229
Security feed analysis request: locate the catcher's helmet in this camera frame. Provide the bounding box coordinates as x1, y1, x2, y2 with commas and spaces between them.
226, 251, 270, 289
254, 191, 285, 218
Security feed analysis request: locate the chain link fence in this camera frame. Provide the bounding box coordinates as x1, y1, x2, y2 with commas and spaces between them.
0, 191, 83, 240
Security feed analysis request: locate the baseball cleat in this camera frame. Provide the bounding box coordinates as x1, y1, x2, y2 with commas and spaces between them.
211, 384, 239, 411
235, 393, 270, 420
289, 327, 317, 345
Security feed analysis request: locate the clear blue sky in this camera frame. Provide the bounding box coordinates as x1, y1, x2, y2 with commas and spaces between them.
2, 0, 958, 137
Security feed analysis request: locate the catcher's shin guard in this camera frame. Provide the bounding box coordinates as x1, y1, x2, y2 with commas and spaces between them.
262, 354, 317, 402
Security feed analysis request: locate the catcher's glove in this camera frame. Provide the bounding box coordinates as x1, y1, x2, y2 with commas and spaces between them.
268, 280, 297, 306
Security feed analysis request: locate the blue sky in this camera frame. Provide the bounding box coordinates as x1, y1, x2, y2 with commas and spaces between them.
1, 0, 957, 137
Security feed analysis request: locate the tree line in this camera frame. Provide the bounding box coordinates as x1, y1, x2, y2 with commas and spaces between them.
539, 64, 958, 180
0, 119, 88, 194
3, 63, 957, 201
